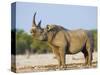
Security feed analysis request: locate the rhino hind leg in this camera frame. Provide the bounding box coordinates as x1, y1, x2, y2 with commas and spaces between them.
82, 45, 93, 67
87, 48, 93, 67
85, 31, 94, 67
82, 49, 88, 66
83, 44, 93, 67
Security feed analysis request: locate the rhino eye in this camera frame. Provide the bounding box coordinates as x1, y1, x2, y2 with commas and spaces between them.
31, 29, 36, 33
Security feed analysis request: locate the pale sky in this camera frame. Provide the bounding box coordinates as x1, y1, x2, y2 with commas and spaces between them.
12, 2, 97, 32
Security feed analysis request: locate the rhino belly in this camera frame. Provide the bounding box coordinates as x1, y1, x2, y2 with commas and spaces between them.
67, 40, 85, 54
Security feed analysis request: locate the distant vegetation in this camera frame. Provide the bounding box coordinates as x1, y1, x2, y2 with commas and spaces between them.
91, 29, 97, 51
12, 29, 97, 55
15, 29, 51, 54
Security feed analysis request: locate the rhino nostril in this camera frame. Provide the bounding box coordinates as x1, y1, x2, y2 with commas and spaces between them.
30, 30, 32, 33
30, 32, 33, 34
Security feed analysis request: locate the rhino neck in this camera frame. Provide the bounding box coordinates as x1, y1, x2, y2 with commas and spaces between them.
47, 30, 59, 43
47, 25, 69, 44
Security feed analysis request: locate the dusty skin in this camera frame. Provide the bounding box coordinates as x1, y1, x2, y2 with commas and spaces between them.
11, 51, 97, 73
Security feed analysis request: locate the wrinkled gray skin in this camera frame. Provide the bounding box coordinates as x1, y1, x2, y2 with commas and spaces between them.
30, 13, 94, 68
37, 25, 94, 67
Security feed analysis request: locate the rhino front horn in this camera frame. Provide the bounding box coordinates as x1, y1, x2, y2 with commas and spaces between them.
33, 12, 37, 26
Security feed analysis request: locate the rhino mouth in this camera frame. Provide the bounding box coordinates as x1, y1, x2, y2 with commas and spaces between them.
38, 35, 47, 41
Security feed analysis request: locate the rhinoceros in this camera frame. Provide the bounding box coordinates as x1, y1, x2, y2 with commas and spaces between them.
36, 24, 94, 67
30, 13, 94, 68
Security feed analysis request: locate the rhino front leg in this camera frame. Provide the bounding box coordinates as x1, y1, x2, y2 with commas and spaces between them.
52, 48, 57, 59
59, 47, 66, 68
52, 47, 61, 67
48, 44, 57, 59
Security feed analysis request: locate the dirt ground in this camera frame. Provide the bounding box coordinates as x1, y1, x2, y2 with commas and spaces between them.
11, 51, 97, 73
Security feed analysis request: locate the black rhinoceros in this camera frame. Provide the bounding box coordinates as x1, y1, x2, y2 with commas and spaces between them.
30, 13, 94, 68
38, 25, 94, 66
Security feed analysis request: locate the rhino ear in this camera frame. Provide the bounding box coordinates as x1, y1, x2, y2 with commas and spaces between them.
47, 25, 50, 31
47, 24, 55, 31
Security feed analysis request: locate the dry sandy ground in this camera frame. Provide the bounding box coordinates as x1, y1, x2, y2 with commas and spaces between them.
11, 52, 97, 73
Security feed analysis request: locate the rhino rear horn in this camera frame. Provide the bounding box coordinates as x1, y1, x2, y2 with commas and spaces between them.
38, 20, 41, 28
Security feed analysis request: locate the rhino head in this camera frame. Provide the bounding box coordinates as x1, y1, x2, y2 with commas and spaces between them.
38, 24, 67, 41
30, 12, 43, 39
38, 25, 57, 41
